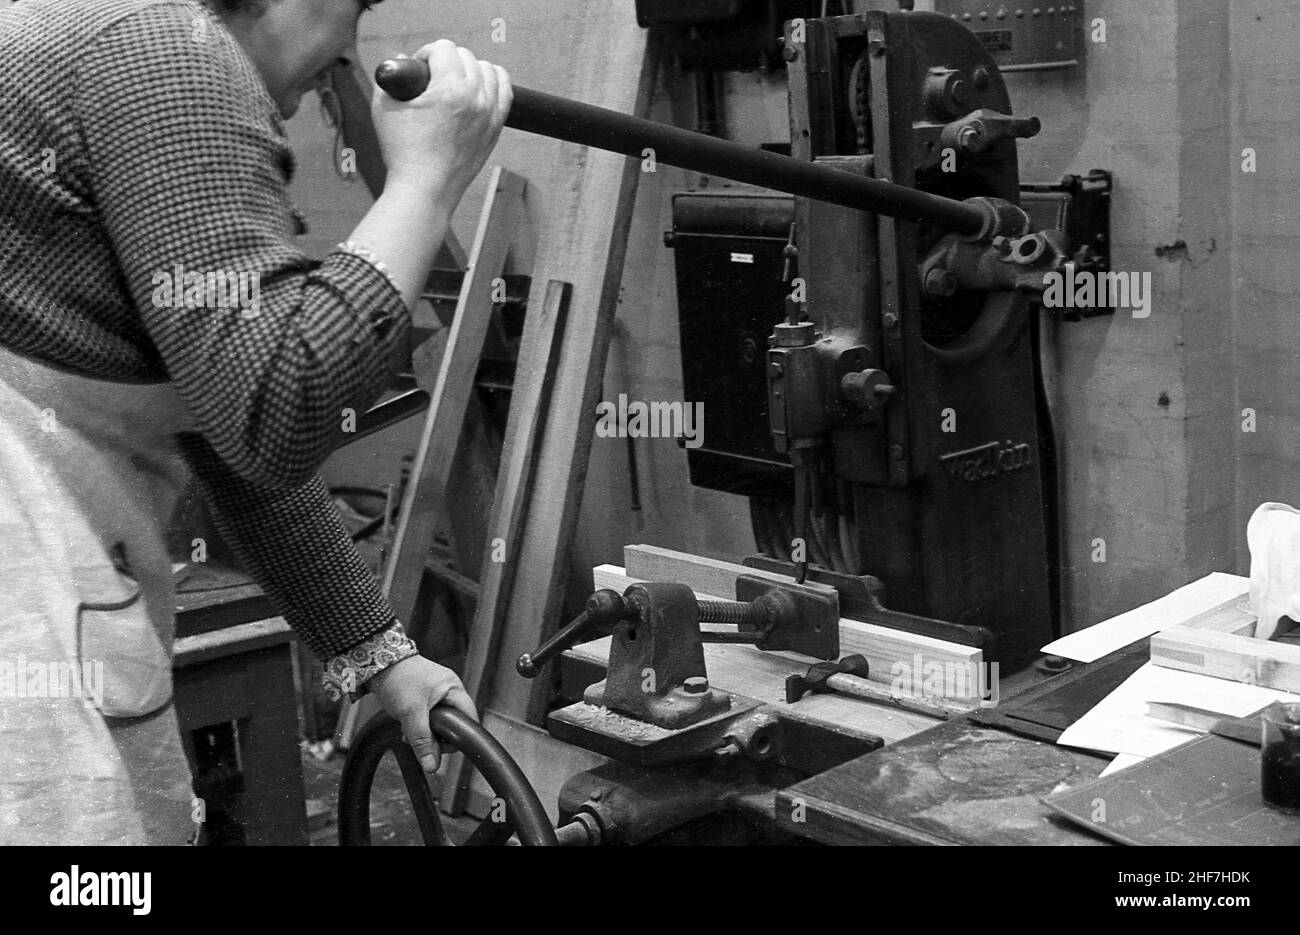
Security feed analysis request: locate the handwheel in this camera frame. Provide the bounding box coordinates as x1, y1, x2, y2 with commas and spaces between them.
338, 707, 559, 846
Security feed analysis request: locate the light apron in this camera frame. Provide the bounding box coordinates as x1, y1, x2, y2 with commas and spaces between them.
0, 345, 197, 845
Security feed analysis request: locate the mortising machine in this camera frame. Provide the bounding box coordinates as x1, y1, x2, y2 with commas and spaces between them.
341, 8, 1107, 844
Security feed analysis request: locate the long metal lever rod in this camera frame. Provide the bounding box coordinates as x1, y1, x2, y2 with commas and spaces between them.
375, 58, 989, 237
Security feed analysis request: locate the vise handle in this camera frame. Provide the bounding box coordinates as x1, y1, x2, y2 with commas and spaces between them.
517, 590, 629, 678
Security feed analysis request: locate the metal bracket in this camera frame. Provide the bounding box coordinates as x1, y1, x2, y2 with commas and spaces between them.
585, 582, 731, 730
548, 699, 771, 768
1020, 170, 1113, 320
733, 575, 840, 659
742, 554, 994, 650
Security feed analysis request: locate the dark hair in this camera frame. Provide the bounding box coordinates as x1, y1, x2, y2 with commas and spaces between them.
205, 0, 381, 12
204, 0, 265, 12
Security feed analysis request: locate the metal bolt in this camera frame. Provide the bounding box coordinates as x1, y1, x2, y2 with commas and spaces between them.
958, 125, 983, 151
684, 676, 710, 695
924, 268, 958, 298
882, 312, 899, 328
698, 600, 768, 628
769, 361, 784, 378
782, 43, 798, 62
890, 445, 905, 461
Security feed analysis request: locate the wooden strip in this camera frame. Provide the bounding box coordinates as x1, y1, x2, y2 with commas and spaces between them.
173, 618, 293, 667
382, 167, 528, 625
566, 638, 938, 745
1150, 626, 1300, 692
487, 13, 661, 729
1178, 594, 1258, 636
623, 544, 840, 604
447, 280, 572, 811
594, 564, 983, 704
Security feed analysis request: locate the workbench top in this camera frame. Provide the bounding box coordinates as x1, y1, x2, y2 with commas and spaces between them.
566, 636, 1142, 845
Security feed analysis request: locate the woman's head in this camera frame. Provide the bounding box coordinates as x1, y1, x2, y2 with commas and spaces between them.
208, 0, 378, 119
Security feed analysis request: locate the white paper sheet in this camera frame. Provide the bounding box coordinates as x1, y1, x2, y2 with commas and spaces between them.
1099, 753, 1144, 778
1040, 572, 1248, 663
1056, 662, 1299, 758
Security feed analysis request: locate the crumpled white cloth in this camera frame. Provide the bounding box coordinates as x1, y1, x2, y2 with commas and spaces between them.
1247, 502, 1300, 641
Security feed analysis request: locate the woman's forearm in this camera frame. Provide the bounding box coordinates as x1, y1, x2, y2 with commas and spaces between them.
347, 175, 458, 309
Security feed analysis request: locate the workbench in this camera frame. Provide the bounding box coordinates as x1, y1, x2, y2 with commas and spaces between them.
561, 634, 1150, 845
770, 645, 1155, 845
174, 564, 307, 845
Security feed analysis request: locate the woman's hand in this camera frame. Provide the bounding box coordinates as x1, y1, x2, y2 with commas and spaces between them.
371, 39, 513, 205
364, 654, 478, 774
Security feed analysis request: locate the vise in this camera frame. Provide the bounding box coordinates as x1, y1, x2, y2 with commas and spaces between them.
517, 580, 851, 767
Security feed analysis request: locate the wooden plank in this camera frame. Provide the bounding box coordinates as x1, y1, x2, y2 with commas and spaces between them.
607, 551, 985, 700
624, 544, 840, 604
381, 167, 528, 626
566, 637, 938, 746
173, 618, 293, 667
1150, 625, 1300, 692
486, 10, 661, 730
446, 280, 572, 811
1178, 594, 1258, 636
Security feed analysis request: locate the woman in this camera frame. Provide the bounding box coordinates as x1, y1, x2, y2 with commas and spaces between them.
0, 0, 511, 843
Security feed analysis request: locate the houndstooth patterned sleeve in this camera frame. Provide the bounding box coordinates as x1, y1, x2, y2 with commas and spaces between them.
71, 3, 410, 490
61, 4, 421, 666
178, 433, 418, 663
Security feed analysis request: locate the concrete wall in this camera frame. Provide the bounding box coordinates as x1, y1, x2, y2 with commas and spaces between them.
287, 0, 1296, 635
1229, 2, 1300, 571
1009, 0, 1228, 630
1014, 0, 1298, 630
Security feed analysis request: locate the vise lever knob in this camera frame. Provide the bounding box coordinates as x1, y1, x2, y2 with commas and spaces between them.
841, 369, 896, 413
941, 109, 1042, 156
517, 589, 629, 678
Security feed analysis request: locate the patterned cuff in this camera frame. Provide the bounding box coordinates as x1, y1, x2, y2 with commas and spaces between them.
322, 624, 420, 702
336, 240, 397, 291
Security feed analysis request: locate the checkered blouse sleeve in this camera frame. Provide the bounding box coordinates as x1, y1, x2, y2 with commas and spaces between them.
71, 3, 410, 490
63, 4, 419, 666
178, 433, 418, 666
